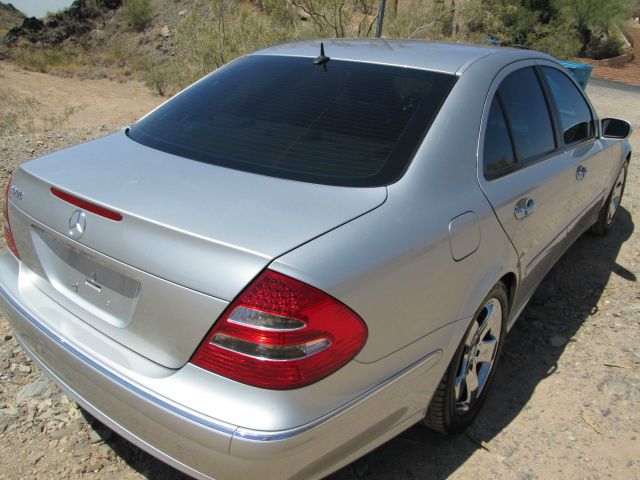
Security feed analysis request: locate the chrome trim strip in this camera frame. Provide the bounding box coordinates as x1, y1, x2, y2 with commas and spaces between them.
0, 283, 237, 437
234, 349, 442, 441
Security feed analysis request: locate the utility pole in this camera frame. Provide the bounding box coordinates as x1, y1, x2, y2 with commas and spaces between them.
375, 0, 386, 38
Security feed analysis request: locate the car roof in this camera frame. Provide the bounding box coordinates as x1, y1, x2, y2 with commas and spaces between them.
251, 39, 554, 75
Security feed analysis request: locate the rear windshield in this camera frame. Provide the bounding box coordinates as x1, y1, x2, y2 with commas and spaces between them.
127, 55, 456, 187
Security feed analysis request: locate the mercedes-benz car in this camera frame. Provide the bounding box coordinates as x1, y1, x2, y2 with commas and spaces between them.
0, 40, 631, 480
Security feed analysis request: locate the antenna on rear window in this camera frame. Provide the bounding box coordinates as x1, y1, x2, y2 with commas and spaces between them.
314, 42, 330, 66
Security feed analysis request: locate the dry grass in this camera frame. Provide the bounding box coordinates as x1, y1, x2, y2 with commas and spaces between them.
11, 47, 84, 75
0, 88, 82, 136
0, 88, 39, 136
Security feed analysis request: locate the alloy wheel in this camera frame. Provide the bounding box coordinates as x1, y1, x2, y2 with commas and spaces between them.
607, 167, 626, 225
454, 298, 503, 414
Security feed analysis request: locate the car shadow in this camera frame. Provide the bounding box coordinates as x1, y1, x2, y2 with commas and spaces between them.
82, 208, 634, 480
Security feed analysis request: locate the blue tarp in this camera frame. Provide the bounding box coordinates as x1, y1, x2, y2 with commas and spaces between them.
559, 61, 593, 89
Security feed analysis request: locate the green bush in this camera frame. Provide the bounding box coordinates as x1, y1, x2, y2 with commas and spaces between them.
11, 47, 74, 73
123, 0, 154, 31
588, 35, 625, 60
174, 0, 305, 84
143, 65, 171, 96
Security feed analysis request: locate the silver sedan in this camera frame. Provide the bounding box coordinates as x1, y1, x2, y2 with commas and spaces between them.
0, 40, 631, 479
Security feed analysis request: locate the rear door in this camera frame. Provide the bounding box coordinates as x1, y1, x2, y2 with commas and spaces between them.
477, 62, 579, 306
538, 62, 613, 236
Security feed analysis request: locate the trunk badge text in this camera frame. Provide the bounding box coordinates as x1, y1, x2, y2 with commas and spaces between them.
68, 209, 86, 239
9, 185, 23, 200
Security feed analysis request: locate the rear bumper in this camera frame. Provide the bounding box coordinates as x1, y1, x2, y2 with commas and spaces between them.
0, 252, 448, 480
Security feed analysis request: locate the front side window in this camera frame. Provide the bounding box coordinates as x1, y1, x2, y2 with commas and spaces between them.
497, 67, 556, 165
127, 55, 456, 187
542, 66, 595, 146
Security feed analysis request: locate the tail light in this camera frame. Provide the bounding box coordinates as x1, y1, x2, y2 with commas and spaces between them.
50, 187, 123, 221
191, 270, 367, 389
3, 176, 20, 259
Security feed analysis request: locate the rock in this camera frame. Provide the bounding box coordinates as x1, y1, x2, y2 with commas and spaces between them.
549, 335, 567, 347
16, 376, 52, 404
0, 415, 18, 433
98, 443, 114, 459
597, 377, 640, 401
37, 399, 53, 412
26, 451, 44, 466
0, 407, 20, 417
89, 429, 103, 444
159, 25, 170, 38
3, 334, 12, 341
53, 413, 71, 423
178, 9, 188, 15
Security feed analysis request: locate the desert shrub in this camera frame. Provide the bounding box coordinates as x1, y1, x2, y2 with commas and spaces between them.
106, 34, 136, 67
525, 24, 582, 59
289, 0, 378, 37
383, 0, 451, 40
0, 88, 39, 136
83, 0, 103, 17
588, 35, 625, 60
44, 105, 79, 130
174, 0, 305, 85
123, 0, 154, 31
143, 65, 171, 95
11, 47, 74, 73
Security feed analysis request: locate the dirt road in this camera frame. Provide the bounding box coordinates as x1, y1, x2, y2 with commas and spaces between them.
0, 67, 638, 480
0, 60, 161, 131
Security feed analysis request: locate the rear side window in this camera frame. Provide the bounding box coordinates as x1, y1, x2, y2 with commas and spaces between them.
497, 67, 556, 165
127, 55, 456, 187
541, 67, 595, 146
484, 96, 516, 177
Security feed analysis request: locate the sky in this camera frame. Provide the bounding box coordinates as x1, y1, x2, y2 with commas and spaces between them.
9, 0, 74, 18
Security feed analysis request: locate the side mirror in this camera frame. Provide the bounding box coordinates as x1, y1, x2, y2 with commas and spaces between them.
601, 118, 632, 139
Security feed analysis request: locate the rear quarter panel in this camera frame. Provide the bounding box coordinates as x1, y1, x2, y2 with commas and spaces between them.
272, 57, 520, 366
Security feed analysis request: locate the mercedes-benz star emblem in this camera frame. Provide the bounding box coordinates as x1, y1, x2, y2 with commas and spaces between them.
68, 210, 86, 239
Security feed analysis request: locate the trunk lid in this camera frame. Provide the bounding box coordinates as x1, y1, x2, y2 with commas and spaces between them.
8, 131, 386, 368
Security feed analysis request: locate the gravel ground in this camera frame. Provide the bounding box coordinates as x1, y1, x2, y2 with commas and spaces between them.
0, 74, 639, 480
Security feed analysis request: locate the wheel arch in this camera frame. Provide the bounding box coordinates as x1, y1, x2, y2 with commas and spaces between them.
498, 271, 517, 313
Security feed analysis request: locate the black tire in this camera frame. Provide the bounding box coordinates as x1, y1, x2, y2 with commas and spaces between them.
424, 283, 508, 435
590, 161, 628, 236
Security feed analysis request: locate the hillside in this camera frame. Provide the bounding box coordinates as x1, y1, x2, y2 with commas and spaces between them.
0, 0, 311, 94
0, 0, 634, 97
0, 2, 25, 36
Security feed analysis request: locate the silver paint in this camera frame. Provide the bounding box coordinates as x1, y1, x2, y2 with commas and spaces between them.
0, 40, 630, 480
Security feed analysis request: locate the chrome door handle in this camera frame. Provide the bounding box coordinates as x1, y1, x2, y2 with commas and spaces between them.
514, 198, 536, 220
576, 165, 587, 181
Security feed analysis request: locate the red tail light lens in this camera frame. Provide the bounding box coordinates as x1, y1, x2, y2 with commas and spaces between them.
191, 270, 367, 389
3, 176, 20, 259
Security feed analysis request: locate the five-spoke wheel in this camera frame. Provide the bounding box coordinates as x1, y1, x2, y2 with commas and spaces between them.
424, 283, 508, 434
454, 298, 502, 414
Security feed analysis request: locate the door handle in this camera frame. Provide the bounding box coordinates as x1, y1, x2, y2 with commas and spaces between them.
514, 198, 536, 220
576, 165, 588, 181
